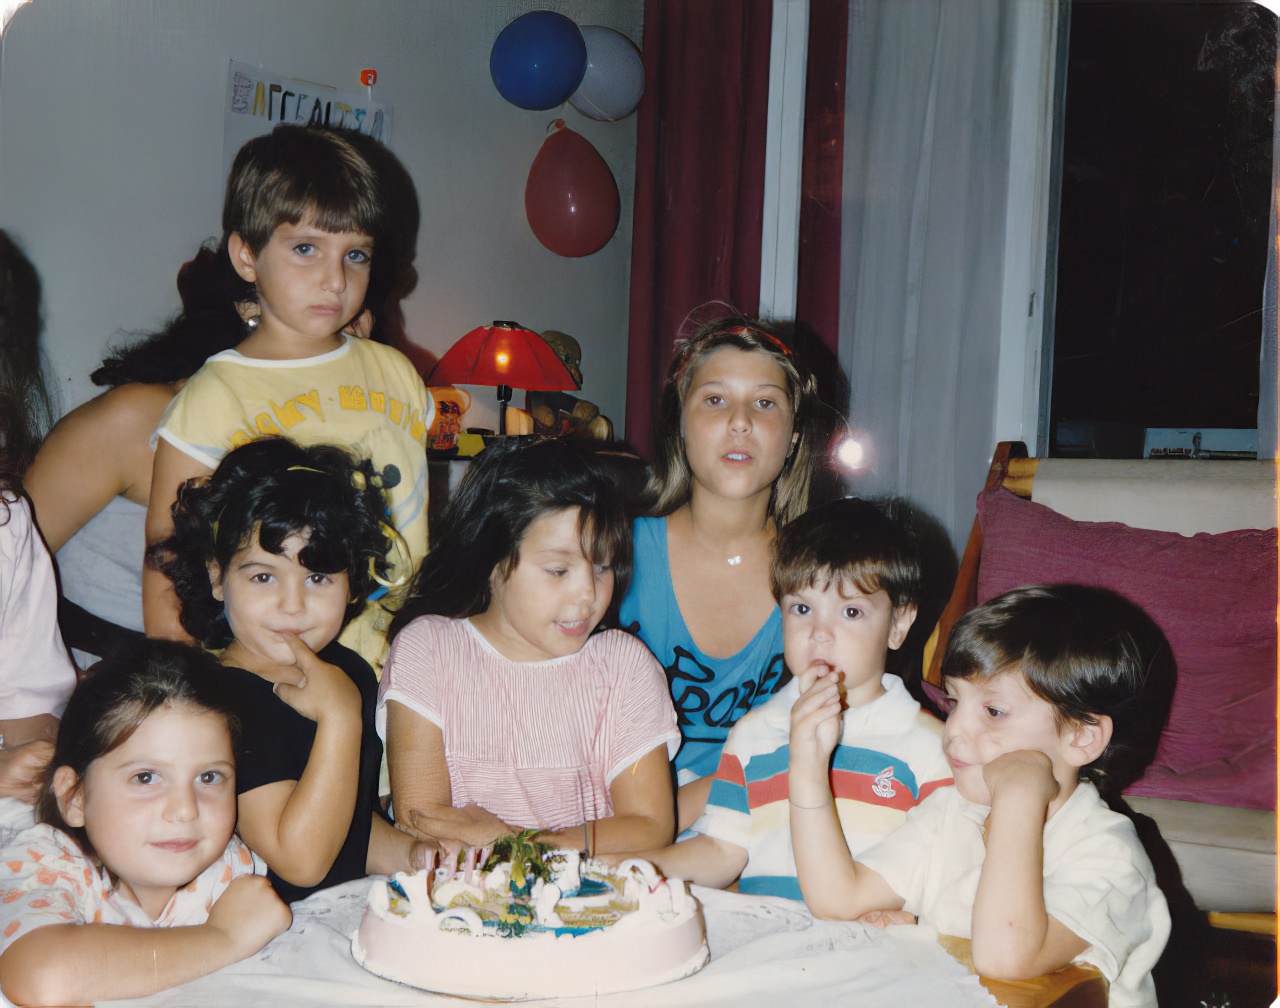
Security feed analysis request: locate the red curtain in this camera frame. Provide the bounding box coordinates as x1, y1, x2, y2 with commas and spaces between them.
624, 0, 773, 457
624, 0, 847, 455
795, 0, 848, 359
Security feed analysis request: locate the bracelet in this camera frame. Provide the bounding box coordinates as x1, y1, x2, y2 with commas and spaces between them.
788, 797, 834, 810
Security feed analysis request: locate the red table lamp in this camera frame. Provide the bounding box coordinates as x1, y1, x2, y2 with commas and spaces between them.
427, 321, 579, 435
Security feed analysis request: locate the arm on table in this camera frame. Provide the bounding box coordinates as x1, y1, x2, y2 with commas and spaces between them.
627, 832, 747, 889
388, 703, 673, 855
0, 875, 289, 1006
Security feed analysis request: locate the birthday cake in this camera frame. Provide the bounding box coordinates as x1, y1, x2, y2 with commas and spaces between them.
351, 833, 709, 1000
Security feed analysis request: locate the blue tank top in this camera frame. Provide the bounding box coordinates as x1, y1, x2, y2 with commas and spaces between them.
620, 516, 788, 781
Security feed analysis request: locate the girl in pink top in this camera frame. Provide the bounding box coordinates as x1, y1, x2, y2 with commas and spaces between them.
379, 438, 679, 859
0, 639, 290, 1005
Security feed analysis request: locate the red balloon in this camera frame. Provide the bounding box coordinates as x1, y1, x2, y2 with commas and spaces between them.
524, 124, 620, 257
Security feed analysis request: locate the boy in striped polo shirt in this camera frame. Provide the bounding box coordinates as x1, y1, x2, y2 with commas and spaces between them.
634, 497, 951, 899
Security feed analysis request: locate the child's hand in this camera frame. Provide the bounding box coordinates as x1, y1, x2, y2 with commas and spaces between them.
856, 908, 918, 928
206, 875, 292, 958
268, 633, 361, 724
792, 664, 828, 694
789, 667, 844, 766
407, 803, 514, 849
982, 750, 1059, 808
0, 740, 54, 803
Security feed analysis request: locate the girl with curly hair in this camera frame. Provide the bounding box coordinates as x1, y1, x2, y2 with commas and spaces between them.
149, 436, 429, 903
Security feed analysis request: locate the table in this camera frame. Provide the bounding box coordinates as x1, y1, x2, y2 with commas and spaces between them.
101, 880, 1001, 1008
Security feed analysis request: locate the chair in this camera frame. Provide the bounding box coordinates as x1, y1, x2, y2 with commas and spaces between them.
925, 442, 1276, 937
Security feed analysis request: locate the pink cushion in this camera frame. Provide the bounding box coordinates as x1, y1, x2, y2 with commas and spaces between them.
976, 488, 1276, 810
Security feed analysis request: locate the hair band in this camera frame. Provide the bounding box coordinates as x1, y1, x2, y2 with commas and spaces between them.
727, 325, 793, 357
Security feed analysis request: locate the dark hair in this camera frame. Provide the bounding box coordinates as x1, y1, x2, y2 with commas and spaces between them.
223, 125, 383, 252
391, 438, 631, 635
941, 584, 1175, 800
36, 639, 241, 856
148, 437, 392, 648
90, 245, 247, 387
0, 230, 54, 481
642, 314, 822, 526
771, 497, 922, 610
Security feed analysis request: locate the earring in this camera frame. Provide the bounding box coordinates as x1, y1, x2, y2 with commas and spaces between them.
235, 297, 261, 331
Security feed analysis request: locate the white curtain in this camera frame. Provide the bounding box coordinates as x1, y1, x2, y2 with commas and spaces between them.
837, 0, 1035, 551
837, 0, 1278, 555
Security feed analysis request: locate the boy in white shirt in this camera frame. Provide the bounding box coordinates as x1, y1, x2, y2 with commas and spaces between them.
791, 584, 1172, 1008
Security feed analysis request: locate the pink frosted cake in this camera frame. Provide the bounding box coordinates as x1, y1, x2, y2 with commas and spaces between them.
351, 836, 709, 1000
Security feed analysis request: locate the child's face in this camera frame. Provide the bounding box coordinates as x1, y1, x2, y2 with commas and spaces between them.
55, 703, 236, 920
211, 530, 350, 667
229, 212, 373, 358
477, 507, 614, 662
680, 347, 797, 504
940, 670, 1083, 806
781, 579, 915, 707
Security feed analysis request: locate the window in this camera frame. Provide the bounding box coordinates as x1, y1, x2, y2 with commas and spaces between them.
1049, 0, 1275, 458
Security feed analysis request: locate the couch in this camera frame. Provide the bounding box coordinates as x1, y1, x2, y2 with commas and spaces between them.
924, 442, 1276, 935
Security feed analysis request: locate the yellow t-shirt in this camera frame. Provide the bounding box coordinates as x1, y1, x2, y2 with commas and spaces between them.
156, 336, 433, 671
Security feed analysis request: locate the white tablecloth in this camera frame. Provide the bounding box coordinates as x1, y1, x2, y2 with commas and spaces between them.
99, 879, 999, 1008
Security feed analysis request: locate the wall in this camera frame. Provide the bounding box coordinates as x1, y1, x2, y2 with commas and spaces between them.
0, 0, 640, 435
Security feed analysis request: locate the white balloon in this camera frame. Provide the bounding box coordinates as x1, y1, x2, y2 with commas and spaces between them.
569, 25, 645, 123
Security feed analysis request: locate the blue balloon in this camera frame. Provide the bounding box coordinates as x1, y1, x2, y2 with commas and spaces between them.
490, 11, 587, 111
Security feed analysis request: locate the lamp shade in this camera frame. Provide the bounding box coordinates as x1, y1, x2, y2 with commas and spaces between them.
428, 321, 579, 391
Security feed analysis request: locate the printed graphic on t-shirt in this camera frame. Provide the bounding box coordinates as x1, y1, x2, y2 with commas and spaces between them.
667, 646, 788, 742
223, 384, 429, 451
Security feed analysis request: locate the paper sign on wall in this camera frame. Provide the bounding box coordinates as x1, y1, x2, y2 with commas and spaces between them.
224, 60, 391, 175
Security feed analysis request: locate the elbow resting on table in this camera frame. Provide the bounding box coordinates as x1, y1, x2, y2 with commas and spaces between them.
1, 947, 78, 1006
802, 889, 861, 922
969, 942, 1052, 982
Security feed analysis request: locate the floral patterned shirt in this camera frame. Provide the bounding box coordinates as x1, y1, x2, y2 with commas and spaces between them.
0, 823, 261, 951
